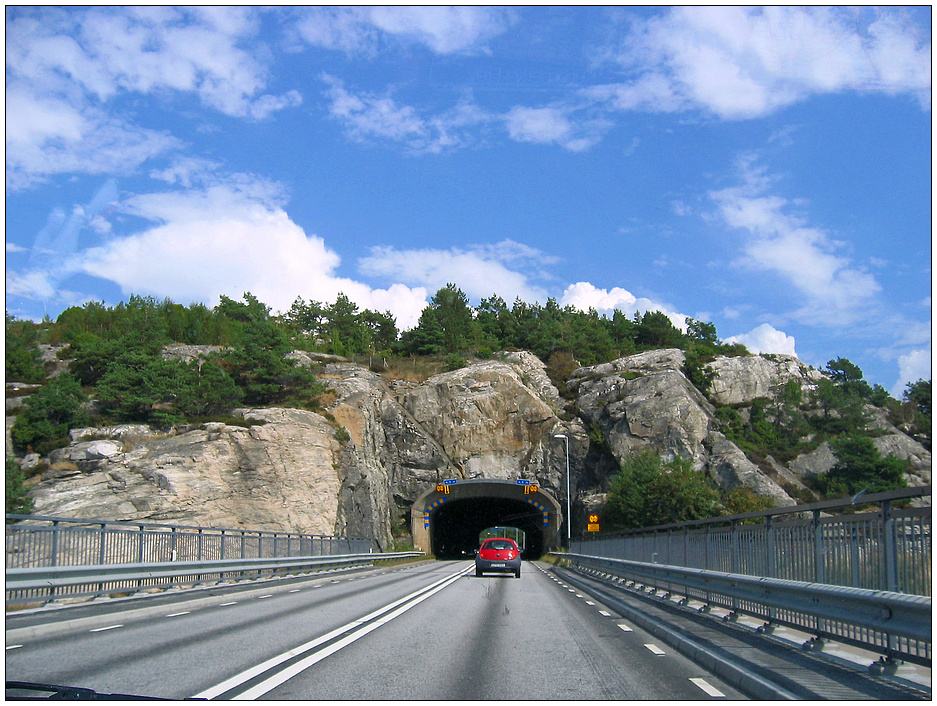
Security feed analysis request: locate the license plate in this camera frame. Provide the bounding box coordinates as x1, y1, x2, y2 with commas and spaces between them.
491, 563, 505, 567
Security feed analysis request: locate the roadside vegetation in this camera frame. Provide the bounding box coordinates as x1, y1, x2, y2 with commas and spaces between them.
6, 286, 929, 515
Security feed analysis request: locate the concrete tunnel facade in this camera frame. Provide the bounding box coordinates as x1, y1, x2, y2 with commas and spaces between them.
411, 479, 562, 559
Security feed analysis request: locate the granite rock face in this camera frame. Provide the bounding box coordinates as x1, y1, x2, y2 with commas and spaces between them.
11, 349, 930, 541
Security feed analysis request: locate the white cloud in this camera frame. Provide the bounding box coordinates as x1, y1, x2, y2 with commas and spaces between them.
5, 7, 300, 188
894, 348, 932, 397
560, 282, 687, 330
71, 177, 429, 329
504, 106, 605, 152
321, 74, 490, 153
599, 6, 930, 119
5, 86, 181, 190
724, 323, 797, 356
711, 158, 881, 327
294, 6, 515, 56
358, 241, 550, 305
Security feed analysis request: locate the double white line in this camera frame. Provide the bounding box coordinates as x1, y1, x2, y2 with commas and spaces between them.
194, 565, 472, 700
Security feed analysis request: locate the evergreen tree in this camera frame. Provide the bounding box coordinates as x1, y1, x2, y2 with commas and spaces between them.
11, 375, 89, 454
603, 451, 722, 529
6, 315, 47, 382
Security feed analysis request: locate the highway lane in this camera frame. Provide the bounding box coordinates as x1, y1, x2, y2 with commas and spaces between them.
6, 560, 745, 700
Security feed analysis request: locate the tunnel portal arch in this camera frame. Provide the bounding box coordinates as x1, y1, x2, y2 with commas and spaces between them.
412, 479, 562, 559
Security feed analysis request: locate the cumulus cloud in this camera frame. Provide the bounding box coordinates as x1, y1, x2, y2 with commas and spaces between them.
294, 6, 515, 56
895, 348, 932, 397
70, 176, 429, 329
711, 156, 881, 327
724, 323, 797, 356
358, 240, 551, 305
597, 6, 931, 119
5, 7, 300, 188
560, 282, 687, 330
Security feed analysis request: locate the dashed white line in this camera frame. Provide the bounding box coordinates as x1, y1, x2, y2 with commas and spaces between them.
219, 601, 237, 607
166, 611, 190, 617
7, 644, 23, 650
256, 595, 273, 600
690, 678, 726, 697
585, 600, 595, 605
617, 623, 633, 632
644, 643, 666, 655
288, 589, 300, 593
598, 610, 612, 617
89, 625, 123, 632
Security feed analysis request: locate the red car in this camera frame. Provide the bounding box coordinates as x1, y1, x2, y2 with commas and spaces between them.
475, 538, 522, 578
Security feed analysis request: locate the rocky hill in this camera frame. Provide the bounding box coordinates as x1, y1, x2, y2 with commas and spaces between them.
7, 349, 930, 548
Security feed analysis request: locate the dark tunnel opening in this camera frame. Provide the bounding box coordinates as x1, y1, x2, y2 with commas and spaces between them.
431, 497, 546, 560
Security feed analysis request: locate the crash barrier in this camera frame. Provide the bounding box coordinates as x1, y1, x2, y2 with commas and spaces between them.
6, 551, 425, 604
572, 486, 931, 596
556, 551, 931, 668
5, 514, 386, 604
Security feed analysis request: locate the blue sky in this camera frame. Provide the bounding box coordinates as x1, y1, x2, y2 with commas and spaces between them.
5, 6, 932, 394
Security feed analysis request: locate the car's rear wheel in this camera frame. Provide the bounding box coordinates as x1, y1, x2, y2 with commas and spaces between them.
476, 567, 482, 577
514, 569, 521, 578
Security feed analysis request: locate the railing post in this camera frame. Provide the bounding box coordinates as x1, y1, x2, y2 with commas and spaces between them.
882, 500, 898, 592
97, 522, 107, 597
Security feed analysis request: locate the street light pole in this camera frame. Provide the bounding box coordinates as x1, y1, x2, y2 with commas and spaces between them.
553, 434, 571, 546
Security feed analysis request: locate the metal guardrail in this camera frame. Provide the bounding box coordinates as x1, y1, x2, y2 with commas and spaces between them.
553, 551, 931, 668
6, 551, 424, 598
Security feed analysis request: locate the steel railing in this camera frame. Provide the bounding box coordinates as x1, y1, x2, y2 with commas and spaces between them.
5, 514, 387, 604
572, 486, 931, 595
561, 486, 932, 667
6, 551, 424, 601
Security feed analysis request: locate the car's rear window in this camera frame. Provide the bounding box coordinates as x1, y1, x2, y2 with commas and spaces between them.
482, 540, 515, 550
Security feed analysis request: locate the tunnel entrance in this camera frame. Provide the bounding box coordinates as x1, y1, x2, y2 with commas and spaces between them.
411, 479, 561, 560
433, 497, 544, 559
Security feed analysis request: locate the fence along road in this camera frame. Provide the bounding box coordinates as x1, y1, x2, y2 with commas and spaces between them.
569, 486, 932, 670
5, 514, 380, 605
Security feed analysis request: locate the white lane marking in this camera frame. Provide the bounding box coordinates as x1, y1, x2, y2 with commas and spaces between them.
166, 611, 190, 617
288, 589, 300, 593
575, 593, 584, 598
195, 566, 472, 700
89, 625, 123, 632
219, 602, 237, 607
644, 643, 666, 655
598, 610, 612, 617
7, 644, 23, 650
690, 678, 726, 697
256, 595, 273, 600
617, 623, 633, 632
585, 601, 595, 605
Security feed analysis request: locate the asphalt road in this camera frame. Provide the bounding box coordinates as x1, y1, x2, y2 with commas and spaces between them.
6, 560, 745, 700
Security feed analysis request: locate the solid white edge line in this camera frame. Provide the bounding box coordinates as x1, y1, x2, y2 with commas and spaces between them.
689, 677, 726, 697
193, 566, 471, 700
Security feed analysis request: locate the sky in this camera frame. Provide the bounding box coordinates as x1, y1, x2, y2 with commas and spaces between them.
5, 6, 932, 395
